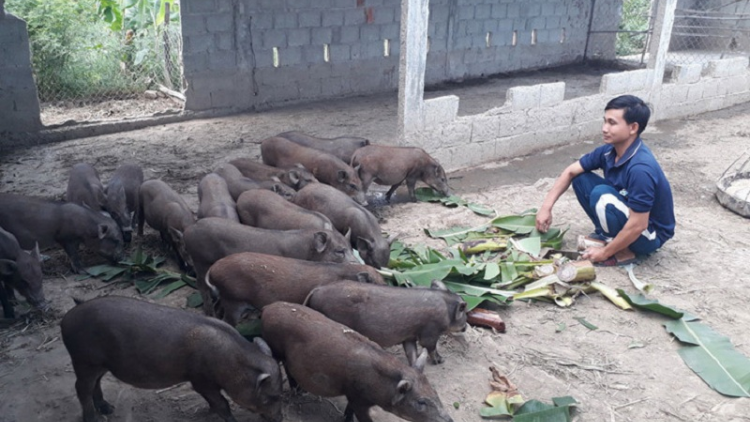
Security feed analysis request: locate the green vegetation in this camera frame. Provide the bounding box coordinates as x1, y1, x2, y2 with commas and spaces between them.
617, 0, 652, 57
6, 0, 181, 102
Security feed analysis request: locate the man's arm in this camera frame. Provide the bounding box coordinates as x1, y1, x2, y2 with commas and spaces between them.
583, 209, 649, 262
536, 161, 585, 232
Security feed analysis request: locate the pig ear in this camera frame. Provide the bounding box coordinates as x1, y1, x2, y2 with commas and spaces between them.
356, 236, 374, 253
253, 337, 273, 357
271, 176, 282, 183
168, 227, 184, 242
98, 224, 110, 239
391, 380, 412, 405
356, 272, 372, 283
344, 228, 352, 242
31, 242, 42, 262
456, 301, 467, 320
433, 164, 441, 176
430, 279, 447, 291
0, 259, 18, 276
414, 349, 428, 373
288, 170, 300, 185
256, 373, 271, 390
337, 169, 347, 183
314, 231, 329, 253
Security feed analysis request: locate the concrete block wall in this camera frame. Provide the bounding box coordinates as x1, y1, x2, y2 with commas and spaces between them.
180, 0, 620, 112
412, 57, 750, 171
0, 13, 42, 133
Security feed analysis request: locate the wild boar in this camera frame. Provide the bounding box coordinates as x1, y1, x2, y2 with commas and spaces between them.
66, 163, 107, 211
184, 217, 356, 315
0, 193, 124, 274
206, 252, 385, 326
293, 183, 390, 268
0, 226, 45, 318
198, 173, 239, 222
214, 163, 296, 202
305, 280, 467, 365
138, 180, 196, 271
229, 158, 318, 190
262, 302, 454, 422
61, 296, 282, 422
260, 136, 366, 205
236, 189, 332, 231
104, 163, 144, 243
277, 130, 370, 164
350, 145, 450, 201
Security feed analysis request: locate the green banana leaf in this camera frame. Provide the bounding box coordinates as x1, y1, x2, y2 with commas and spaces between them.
512, 396, 578, 422
664, 318, 750, 397
617, 290, 694, 320
415, 187, 496, 216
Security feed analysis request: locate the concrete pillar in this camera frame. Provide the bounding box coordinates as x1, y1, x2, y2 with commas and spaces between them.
0, 12, 43, 133
397, 0, 429, 140
647, 0, 678, 92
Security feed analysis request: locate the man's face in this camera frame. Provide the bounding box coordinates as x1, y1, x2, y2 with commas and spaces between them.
602, 108, 638, 145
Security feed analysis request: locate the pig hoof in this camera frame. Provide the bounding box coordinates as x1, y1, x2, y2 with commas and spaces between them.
97, 401, 114, 415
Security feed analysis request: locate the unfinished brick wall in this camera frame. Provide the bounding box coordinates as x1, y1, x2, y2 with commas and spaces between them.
180, 0, 619, 112
0, 12, 42, 133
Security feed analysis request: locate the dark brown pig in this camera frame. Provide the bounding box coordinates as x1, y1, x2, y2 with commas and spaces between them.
61, 296, 282, 422
104, 163, 144, 243
0, 226, 45, 318
261, 136, 366, 205
214, 163, 296, 201
293, 183, 390, 268
0, 193, 124, 274
229, 158, 318, 190
350, 145, 450, 201
198, 173, 239, 222
66, 163, 107, 211
262, 302, 455, 422
236, 189, 332, 231
305, 280, 467, 365
184, 217, 356, 315
138, 180, 196, 271
206, 252, 384, 326
277, 130, 370, 164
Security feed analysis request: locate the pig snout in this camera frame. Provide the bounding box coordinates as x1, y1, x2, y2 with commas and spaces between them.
354, 191, 368, 206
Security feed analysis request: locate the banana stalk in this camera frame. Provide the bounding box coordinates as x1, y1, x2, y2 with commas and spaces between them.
590, 281, 633, 310
624, 263, 654, 294
462, 238, 508, 254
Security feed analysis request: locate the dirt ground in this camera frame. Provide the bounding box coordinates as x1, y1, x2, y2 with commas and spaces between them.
2, 67, 750, 422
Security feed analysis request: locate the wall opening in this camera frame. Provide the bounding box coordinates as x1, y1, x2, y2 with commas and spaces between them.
486, 32, 492, 47
383, 39, 390, 57
531, 29, 537, 45
273, 47, 280, 68
324, 44, 331, 62
512, 30, 517, 46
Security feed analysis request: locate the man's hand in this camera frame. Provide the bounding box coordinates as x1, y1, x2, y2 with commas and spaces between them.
536, 208, 552, 233
581, 246, 609, 263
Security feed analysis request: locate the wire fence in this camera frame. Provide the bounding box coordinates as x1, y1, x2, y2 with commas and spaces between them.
669, 0, 750, 66
7, 0, 185, 126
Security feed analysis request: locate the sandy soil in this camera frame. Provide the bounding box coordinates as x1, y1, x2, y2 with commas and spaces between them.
2, 72, 750, 422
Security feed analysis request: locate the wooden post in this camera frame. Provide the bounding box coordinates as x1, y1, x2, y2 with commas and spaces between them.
397, 0, 429, 140
647, 0, 678, 92
162, 2, 174, 90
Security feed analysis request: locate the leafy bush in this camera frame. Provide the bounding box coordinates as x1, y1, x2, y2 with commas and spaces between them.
617, 0, 652, 57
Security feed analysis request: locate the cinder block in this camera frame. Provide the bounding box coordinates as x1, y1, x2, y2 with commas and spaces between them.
470, 115, 500, 144
253, 47, 274, 68
329, 44, 351, 61
492, 4, 507, 19
374, 7, 396, 25
312, 27, 333, 44
181, 15, 207, 35
251, 13, 274, 29
423, 95, 459, 128
279, 46, 303, 66
208, 50, 237, 71
701, 78, 722, 99
288, 28, 311, 47
206, 13, 234, 32
299, 11, 322, 28
215, 32, 235, 50
322, 10, 344, 27
339, 26, 360, 44
360, 25, 380, 42
466, 20, 482, 35
545, 16, 561, 29
458, 6, 475, 20
216, 0, 234, 13
430, 5, 450, 22
360, 41, 383, 59
599, 72, 629, 95
185, 0, 216, 14
687, 83, 704, 102
539, 81, 565, 106
450, 141, 496, 169
263, 30, 287, 48
497, 19, 513, 32
274, 13, 297, 29
381, 23, 399, 40
707, 57, 749, 78
302, 45, 326, 64
187, 34, 215, 53
344, 9, 365, 26
288, 0, 312, 8
542, 3, 556, 16
439, 119, 473, 148
475, 5, 491, 19
506, 85, 541, 110
182, 52, 210, 75
497, 110, 529, 137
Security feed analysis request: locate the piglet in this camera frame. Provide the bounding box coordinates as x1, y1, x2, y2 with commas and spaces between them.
198, 173, 239, 222
236, 189, 332, 231
350, 145, 450, 201
305, 280, 467, 365
138, 179, 196, 271
66, 163, 107, 211
277, 130, 370, 164
104, 163, 144, 243
0, 226, 45, 318
262, 302, 454, 422
214, 163, 296, 201
61, 296, 283, 422
229, 158, 318, 190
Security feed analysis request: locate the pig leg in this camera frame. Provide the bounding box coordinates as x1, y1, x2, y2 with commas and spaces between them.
191, 381, 237, 422
221, 300, 246, 327
420, 336, 444, 364
405, 177, 419, 201
402, 340, 418, 366
73, 364, 109, 422
385, 182, 402, 201
92, 373, 114, 414
344, 399, 375, 422
0, 282, 15, 319
62, 241, 84, 274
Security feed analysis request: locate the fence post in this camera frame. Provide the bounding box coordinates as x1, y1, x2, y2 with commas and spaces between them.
647, 0, 677, 93
397, 0, 429, 141
162, 2, 174, 90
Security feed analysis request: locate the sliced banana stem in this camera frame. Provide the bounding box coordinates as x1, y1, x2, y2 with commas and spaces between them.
462, 238, 508, 255
557, 260, 597, 283
590, 281, 633, 310
624, 263, 654, 294
533, 264, 557, 279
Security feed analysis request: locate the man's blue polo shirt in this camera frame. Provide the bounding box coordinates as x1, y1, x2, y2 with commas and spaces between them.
579, 137, 675, 244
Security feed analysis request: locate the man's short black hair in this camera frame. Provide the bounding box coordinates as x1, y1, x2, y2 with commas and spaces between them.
605, 95, 651, 135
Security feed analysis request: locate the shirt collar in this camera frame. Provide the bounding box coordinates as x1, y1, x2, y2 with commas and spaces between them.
611, 137, 643, 168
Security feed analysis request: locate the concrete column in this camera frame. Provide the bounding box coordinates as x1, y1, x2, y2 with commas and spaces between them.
397, 0, 429, 140
647, 0, 677, 92
0, 13, 43, 133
